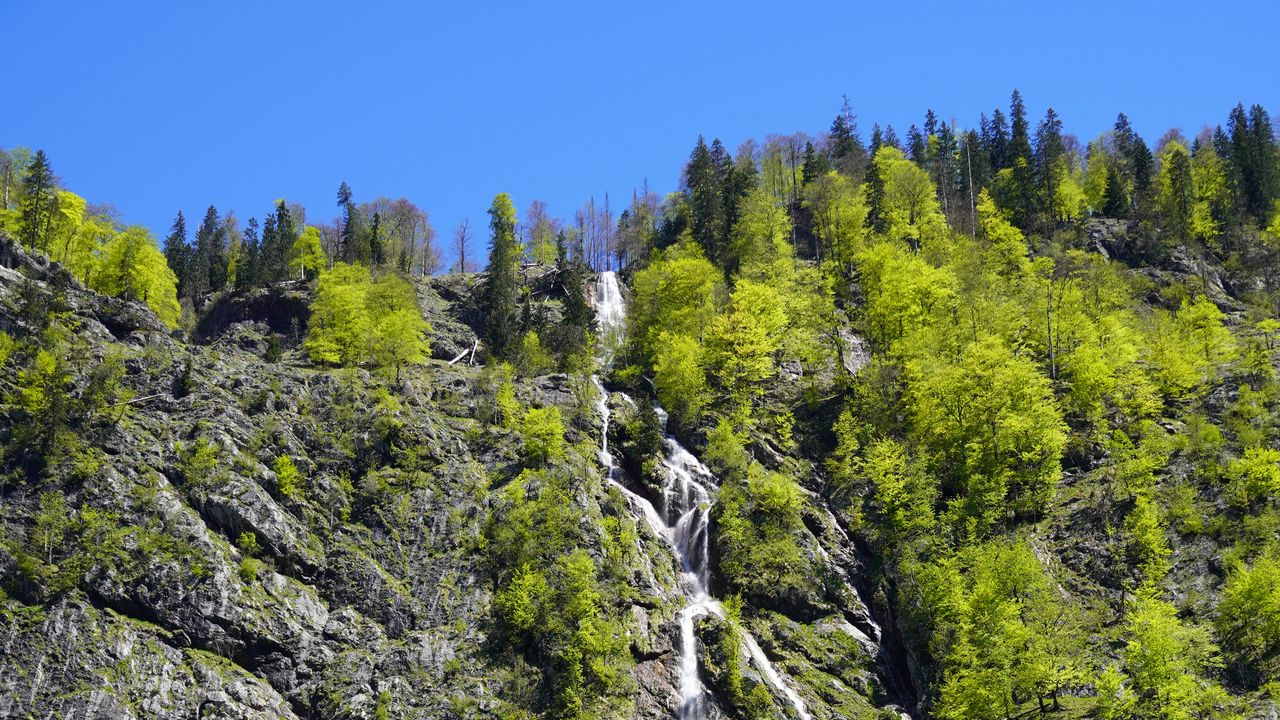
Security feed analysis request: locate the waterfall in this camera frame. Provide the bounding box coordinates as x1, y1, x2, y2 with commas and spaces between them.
591, 271, 810, 720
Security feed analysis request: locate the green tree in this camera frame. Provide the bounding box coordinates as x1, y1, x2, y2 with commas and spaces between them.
908, 335, 1066, 532
19, 150, 56, 252
1118, 591, 1232, 720
522, 406, 565, 466
483, 193, 520, 360
290, 225, 327, 280
652, 331, 709, 427
94, 227, 181, 328
1158, 141, 1195, 243
706, 279, 786, 411
1217, 548, 1280, 686
304, 263, 373, 365
372, 306, 431, 384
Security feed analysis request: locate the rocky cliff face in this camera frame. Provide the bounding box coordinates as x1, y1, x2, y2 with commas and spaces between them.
0, 237, 908, 719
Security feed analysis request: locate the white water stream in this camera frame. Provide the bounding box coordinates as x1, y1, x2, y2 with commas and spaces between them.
591, 271, 811, 720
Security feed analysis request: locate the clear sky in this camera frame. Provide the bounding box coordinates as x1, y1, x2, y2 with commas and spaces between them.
2, 0, 1276, 267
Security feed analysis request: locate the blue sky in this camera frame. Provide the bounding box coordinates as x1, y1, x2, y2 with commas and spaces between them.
2, 1, 1276, 267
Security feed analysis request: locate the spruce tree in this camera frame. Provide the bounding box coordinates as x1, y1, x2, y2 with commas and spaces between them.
162, 211, 189, 295
685, 136, 725, 266
906, 125, 927, 166
19, 150, 55, 252
237, 218, 260, 291
864, 145, 888, 235
337, 181, 356, 262
187, 205, 220, 303
987, 108, 1010, 170
1034, 108, 1066, 225
801, 141, 829, 185
829, 103, 866, 177
482, 193, 520, 360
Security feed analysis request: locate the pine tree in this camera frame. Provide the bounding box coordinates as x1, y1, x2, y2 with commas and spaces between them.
1004, 90, 1037, 228
370, 211, 384, 266
1228, 103, 1280, 224
986, 108, 1010, 170
19, 150, 56, 252
801, 141, 830, 185
685, 136, 727, 266
906, 124, 927, 166
829, 100, 866, 177
162, 211, 189, 295
237, 218, 260, 291
186, 205, 220, 303
482, 193, 521, 360
1035, 108, 1066, 226
865, 127, 888, 234
337, 181, 356, 261
259, 201, 295, 282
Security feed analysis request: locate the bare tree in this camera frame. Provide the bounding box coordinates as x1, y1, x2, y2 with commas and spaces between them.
453, 219, 472, 273
421, 221, 440, 275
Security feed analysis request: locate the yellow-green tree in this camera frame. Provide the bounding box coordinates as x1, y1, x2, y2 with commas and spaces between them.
94, 226, 181, 329
706, 279, 786, 411
304, 263, 373, 365
874, 146, 948, 250
802, 170, 868, 275
290, 225, 327, 280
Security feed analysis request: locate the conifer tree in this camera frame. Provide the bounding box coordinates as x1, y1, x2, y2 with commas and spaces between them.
337, 181, 356, 261
482, 193, 521, 360
685, 136, 727, 266
829, 100, 867, 177
162, 211, 189, 295
19, 150, 55, 252
187, 205, 220, 303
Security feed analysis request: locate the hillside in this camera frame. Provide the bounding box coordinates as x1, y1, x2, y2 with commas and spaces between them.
2, 95, 1280, 720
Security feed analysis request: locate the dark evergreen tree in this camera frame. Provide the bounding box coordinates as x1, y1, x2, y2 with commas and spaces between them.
934, 122, 959, 223
237, 218, 260, 291
1130, 135, 1155, 215
187, 205, 221, 303
258, 201, 294, 282
1228, 103, 1280, 224
883, 125, 901, 150
1103, 162, 1129, 217
906, 124, 928, 166
1034, 108, 1066, 225
18, 150, 55, 252
829, 103, 867, 178
865, 140, 888, 235
801, 141, 830, 184
986, 108, 1010, 170
162, 211, 189, 295
1004, 90, 1037, 228
684, 136, 726, 265
369, 212, 384, 267
336, 181, 356, 262
482, 193, 521, 360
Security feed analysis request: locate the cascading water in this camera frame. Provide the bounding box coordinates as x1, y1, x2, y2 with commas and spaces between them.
591, 271, 811, 720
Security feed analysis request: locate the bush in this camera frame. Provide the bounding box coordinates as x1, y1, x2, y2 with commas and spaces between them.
1226, 447, 1280, 507
178, 438, 220, 491
273, 455, 301, 500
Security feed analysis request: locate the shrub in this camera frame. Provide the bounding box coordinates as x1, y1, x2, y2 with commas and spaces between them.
273, 455, 301, 500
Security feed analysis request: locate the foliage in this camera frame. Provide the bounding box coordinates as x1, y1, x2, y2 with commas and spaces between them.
304, 263, 430, 376
1217, 548, 1280, 686
521, 406, 565, 466
715, 463, 813, 606
274, 455, 301, 500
